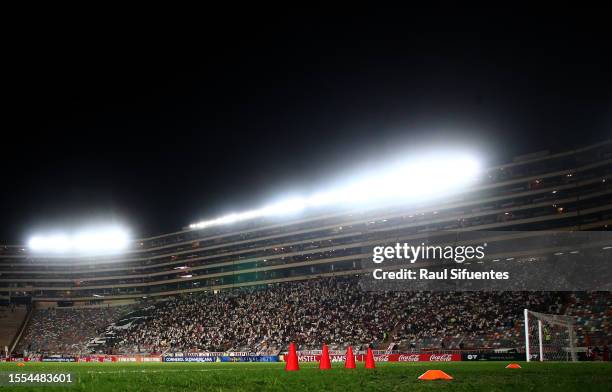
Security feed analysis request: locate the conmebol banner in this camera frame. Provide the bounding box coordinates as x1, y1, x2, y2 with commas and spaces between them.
163, 356, 218, 363
162, 356, 278, 363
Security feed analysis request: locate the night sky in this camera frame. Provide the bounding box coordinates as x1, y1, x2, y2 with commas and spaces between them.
3, 18, 611, 243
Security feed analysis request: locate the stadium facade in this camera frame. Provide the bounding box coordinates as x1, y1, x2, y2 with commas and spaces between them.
1, 140, 610, 304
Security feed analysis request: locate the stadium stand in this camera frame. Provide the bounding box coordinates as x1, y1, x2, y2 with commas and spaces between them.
0, 305, 28, 355
8, 277, 611, 356
1, 141, 611, 357
16, 306, 132, 355
565, 292, 612, 347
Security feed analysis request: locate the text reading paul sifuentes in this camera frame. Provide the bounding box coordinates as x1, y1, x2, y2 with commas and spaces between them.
371, 243, 509, 280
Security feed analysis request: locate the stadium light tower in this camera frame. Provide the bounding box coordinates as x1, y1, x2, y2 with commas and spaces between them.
189, 152, 481, 230
27, 226, 131, 255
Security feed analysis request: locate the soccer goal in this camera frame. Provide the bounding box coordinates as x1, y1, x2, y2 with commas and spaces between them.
524, 309, 578, 362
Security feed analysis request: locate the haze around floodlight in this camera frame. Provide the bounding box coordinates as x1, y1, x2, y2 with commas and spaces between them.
189, 152, 481, 230
27, 226, 130, 255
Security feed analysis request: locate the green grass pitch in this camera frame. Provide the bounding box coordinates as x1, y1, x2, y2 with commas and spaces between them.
0, 361, 610, 391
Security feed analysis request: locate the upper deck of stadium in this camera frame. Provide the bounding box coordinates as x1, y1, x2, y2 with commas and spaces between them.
1, 140, 611, 302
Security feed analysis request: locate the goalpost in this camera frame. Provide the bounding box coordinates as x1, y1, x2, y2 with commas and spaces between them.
524, 309, 578, 362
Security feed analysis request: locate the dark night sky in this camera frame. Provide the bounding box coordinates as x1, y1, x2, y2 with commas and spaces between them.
2, 15, 611, 243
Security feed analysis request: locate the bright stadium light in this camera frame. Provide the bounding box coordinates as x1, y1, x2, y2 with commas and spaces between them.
27, 226, 130, 255
261, 197, 307, 216
189, 152, 481, 230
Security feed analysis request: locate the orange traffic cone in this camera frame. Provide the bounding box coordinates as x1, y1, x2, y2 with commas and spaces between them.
285, 342, 299, 371
365, 347, 375, 369
17, 362, 25, 367
319, 344, 331, 370
418, 370, 453, 380
506, 363, 522, 369
344, 346, 356, 369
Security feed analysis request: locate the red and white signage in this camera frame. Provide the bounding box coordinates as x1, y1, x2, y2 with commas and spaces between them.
375, 353, 460, 362
297, 353, 461, 362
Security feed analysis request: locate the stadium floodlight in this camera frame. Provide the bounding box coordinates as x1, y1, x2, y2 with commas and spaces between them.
28, 226, 130, 255
189, 152, 481, 230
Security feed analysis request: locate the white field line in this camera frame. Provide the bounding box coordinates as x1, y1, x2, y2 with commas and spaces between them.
85, 367, 311, 374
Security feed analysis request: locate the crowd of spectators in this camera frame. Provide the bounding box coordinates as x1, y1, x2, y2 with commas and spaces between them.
112, 278, 399, 353
17, 306, 131, 355
391, 291, 558, 350
109, 277, 610, 353
565, 291, 611, 347
12, 277, 611, 355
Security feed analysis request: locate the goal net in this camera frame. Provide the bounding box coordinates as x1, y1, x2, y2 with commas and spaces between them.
524, 309, 578, 362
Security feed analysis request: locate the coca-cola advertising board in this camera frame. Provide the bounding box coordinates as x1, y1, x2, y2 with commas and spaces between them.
374, 353, 461, 362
